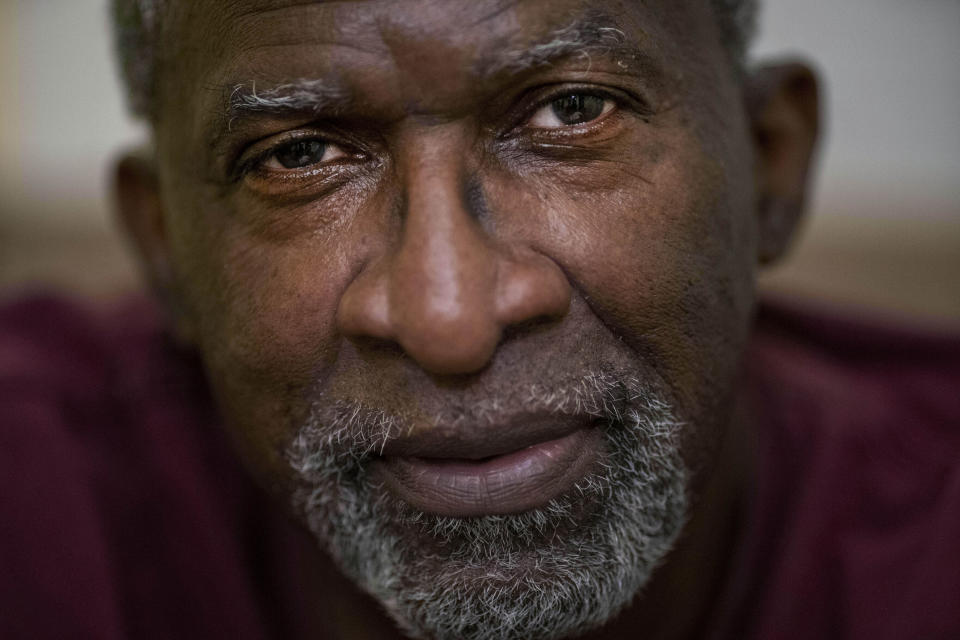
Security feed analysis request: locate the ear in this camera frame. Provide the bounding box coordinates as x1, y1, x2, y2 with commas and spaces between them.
747, 61, 822, 265
114, 150, 195, 344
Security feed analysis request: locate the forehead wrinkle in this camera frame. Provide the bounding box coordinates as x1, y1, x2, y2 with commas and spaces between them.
464, 0, 532, 27
225, 0, 370, 23
221, 1, 389, 64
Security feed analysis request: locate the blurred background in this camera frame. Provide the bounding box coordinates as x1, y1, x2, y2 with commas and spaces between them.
1, 0, 958, 325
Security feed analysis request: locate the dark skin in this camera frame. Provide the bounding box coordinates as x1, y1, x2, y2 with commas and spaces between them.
116, 0, 819, 637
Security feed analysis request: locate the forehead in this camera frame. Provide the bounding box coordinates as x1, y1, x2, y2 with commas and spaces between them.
160, 0, 720, 123
185, 0, 673, 57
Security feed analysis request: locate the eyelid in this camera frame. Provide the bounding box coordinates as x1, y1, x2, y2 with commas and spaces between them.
504, 84, 652, 138
234, 128, 358, 180
526, 96, 615, 129
260, 139, 348, 171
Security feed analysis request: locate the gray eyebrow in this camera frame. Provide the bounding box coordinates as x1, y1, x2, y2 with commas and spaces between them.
476, 19, 631, 77
224, 15, 637, 123
228, 79, 349, 119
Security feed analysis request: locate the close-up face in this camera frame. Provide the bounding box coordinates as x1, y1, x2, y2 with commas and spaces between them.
122, 0, 805, 637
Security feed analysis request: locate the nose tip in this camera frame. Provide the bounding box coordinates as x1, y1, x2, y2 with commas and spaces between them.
337, 240, 572, 376
391, 290, 504, 375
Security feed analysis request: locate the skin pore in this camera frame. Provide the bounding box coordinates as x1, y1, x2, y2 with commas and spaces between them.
115, 0, 819, 637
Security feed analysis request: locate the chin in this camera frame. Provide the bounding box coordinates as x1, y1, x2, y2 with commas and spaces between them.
286, 373, 690, 640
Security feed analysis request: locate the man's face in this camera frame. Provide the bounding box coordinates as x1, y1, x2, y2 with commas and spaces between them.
143, 0, 767, 636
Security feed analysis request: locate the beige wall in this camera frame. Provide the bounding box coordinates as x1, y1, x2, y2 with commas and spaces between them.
1, 0, 958, 325
751, 0, 960, 326
0, 0, 142, 296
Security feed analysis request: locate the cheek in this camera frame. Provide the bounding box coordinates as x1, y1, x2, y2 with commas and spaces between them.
492, 132, 756, 426
169, 170, 398, 372
161, 178, 383, 478
210, 243, 345, 379
189, 240, 348, 477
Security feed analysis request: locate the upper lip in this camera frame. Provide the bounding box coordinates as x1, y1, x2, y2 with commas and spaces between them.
378, 412, 599, 461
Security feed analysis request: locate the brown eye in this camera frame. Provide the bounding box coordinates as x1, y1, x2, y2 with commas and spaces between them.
240, 132, 359, 194
259, 137, 349, 172
528, 93, 614, 129
551, 94, 606, 124
273, 139, 329, 169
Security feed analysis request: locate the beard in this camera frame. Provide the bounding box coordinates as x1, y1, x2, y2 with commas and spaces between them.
286, 371, 689, 640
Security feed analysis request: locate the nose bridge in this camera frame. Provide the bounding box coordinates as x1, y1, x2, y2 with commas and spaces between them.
336, 121, 573, 375
396, 121, 490, 288
388, 122, 502, 373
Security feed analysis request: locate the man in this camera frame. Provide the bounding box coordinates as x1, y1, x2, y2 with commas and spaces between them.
1, 0, 958, 639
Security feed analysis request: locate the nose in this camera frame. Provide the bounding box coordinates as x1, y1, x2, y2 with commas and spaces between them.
336, 127, 571, 375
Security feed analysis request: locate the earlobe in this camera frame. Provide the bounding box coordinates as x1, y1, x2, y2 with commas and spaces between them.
114, 149, 195, 344
747, 61, 822, 265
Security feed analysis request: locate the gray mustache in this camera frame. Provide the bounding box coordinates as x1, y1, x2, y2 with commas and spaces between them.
288, 370, 672, 465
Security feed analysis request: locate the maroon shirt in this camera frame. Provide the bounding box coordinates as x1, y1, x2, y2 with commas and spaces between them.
1, 293, 958, 639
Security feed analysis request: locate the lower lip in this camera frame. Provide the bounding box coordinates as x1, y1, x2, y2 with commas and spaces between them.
373, 427, 603, 517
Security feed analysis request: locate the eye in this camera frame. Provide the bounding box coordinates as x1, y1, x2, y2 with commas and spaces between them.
527, 93, 615, 129
262, 137, 348, 171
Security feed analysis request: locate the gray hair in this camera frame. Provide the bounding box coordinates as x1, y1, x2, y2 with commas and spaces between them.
112, 0, 758, 119
287, 371, 688, 640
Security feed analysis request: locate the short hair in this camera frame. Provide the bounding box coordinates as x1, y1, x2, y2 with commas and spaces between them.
112, 0, 759, 120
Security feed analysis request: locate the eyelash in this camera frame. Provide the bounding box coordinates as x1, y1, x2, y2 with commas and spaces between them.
510, 85, 650, 133
235, 86, 649, 180
235, 133, 347, 180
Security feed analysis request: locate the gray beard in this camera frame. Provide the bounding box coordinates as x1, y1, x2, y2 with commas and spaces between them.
287, 372, 689, 640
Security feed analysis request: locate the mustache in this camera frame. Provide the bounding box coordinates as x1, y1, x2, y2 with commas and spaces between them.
287, 370, 672, 465
284, 371, 689, 640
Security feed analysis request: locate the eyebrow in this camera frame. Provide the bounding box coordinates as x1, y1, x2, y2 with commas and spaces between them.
227, 79, 349, 120
474, 15, 633, 77
223, 13, 643, 123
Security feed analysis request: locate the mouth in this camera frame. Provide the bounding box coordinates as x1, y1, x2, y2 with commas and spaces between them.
372, 418, 604, 517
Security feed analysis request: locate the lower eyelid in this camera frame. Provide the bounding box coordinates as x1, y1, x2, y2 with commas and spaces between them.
242, 161, 363, 198
520, 111, 631, 149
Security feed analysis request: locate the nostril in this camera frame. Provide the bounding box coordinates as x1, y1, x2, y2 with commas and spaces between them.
338, 243, 572, 376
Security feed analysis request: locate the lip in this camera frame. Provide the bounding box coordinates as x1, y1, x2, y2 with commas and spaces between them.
378, 412, 599, 460
373, 424, 603, 517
